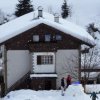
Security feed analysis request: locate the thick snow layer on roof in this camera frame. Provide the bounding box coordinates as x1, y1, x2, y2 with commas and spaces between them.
30, 74, 57, 78
0, 11, 95, 46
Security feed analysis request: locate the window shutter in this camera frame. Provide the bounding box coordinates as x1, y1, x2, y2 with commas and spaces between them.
37, 56, 41, 65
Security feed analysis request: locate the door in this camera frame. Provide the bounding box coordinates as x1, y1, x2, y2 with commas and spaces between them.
45, 80, 52, 90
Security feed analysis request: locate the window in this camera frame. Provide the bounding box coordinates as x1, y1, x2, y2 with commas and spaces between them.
37, 56, 41, 64
33, 35, 39, 42
37, 55, 53, 65
45, 33, 51, 42
56, 34, 62, 40
0, 51, 2, 58
0, 47, 2, 58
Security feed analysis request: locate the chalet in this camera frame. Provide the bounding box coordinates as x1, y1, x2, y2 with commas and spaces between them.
0, 7, 95, 96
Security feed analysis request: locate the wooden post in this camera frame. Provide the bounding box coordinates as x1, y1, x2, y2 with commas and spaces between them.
54, 52, 56, 73
1, 45, 7, 96
78, 46, 81, 81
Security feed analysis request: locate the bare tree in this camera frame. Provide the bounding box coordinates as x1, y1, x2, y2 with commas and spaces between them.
81, 46, 100, 82
81, 23, 100, 83
57, 52, 79, 81
58, 23, 100, 83
63, 55, 79, 80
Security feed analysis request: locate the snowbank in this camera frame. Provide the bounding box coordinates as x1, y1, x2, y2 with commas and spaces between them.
86, 84, 100, 93
66, 84, 84, 96
64, 84, 91, 100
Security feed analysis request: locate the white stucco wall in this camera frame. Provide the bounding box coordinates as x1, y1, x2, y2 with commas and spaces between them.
56, 50, 79, 89
7, 50, 31, 88
32, 52, 55, 73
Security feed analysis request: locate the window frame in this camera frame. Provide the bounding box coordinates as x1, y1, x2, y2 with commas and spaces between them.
37, 55, 53, 65
56, 34, 62, 41
33, 35, 39, 42
45, 33, 51, 42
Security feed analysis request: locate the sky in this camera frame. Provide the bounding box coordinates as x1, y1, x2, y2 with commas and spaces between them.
0, 0, 100, 27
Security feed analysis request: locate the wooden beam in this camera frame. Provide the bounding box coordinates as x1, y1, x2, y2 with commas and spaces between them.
81, 69, 100, 72
2, 45, 7, 95
79, 46, 81, 80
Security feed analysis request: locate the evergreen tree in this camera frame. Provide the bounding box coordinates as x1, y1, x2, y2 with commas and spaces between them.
61, 0, 70, 18
15, 0, 34, 17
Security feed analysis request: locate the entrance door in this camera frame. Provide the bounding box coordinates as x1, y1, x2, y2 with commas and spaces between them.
45, 80, 52, 90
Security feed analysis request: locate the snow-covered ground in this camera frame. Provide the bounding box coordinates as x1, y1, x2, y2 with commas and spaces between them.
86, 84, 100, 93
3, 84, 100, 100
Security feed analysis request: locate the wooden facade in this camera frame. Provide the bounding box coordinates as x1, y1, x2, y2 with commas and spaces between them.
2, 24, 81, 51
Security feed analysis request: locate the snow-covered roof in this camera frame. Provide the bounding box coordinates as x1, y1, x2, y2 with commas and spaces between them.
30, 74, 57, 78
0, 11, 95, 46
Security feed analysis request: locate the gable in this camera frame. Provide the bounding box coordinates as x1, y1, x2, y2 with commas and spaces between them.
0, 11, 95, 47
4, 24, 81, 52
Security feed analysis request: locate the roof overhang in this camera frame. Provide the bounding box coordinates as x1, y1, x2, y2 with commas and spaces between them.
30, 74, 57, 78
0, 11, 95, 47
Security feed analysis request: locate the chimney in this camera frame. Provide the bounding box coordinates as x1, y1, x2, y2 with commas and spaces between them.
38, 6, 43, 17
54, 13, 59, 23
